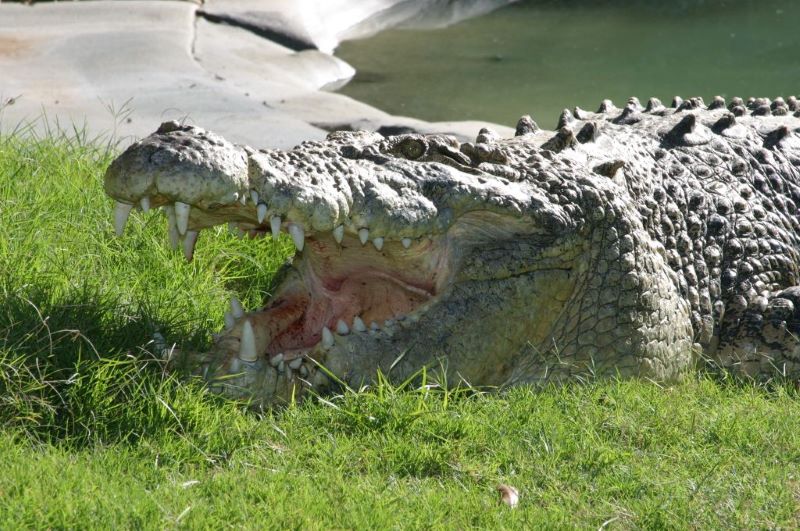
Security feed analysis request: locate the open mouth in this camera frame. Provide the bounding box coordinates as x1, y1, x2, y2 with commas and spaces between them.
226, 220, 453, 371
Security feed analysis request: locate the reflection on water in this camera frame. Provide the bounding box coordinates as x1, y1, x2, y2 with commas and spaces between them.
335, 0, 800, 128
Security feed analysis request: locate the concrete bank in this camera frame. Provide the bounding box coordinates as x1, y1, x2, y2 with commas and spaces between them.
0, 0, 515, 149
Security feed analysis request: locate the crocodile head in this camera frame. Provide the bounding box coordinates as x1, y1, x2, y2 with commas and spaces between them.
105, 119, 693, 405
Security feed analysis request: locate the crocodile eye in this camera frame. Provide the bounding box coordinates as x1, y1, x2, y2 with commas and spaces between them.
399, 138, 427, 160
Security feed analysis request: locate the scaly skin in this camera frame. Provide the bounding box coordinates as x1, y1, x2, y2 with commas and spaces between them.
105, 95, 800, 405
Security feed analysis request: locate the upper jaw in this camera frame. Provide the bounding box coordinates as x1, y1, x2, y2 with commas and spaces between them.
105, 123, 550, 257
104, 121, 250, 207
104, 122, 253, 252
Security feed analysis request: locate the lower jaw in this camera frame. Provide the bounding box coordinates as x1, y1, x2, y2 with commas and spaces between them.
209, 309, 426, 404
201, 290, 437, 404
207, 235, 447, 401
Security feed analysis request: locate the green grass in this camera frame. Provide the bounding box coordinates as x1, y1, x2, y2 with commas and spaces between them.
1, 132, 800, 528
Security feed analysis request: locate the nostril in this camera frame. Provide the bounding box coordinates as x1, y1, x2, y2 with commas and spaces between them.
156, 120, 183, 134
399, 137, 427, 159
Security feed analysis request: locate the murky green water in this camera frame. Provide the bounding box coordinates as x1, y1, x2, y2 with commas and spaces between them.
336, 0, 800, 129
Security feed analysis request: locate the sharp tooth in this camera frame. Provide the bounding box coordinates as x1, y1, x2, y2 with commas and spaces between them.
230, 297, 244, 319
333, 225, 344, 244
299, 365, 309, 377
277, 360, 285, 373
336, 319, 350, 335
229, 357, 241, 373
288, 224, 305, 251
370, 321, 380, 331
224, 312, 235, 330
270, 216, 282, 240
353, 316, 367, 332
270, 353, 284, 367
358, 228, 369, 245
139, 196, 151, 213
182, 230, 199, 261
321, 326, 334, 348
238, 320, 258, 361
288, 357, 303, 370
250, 190, 259, 204
402, 238, 412, 249
113, 202, 133, 236
257, 203, 268, 224
165, 205, 179, 250
174, 202, 190, 235
372, 237, 384, 251
239, 193, 247, 205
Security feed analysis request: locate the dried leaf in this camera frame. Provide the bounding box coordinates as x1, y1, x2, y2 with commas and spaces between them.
497, 484, 519, 508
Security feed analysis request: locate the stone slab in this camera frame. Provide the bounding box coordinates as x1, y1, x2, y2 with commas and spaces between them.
0, 1, 329, 148
0, 0, 513, 150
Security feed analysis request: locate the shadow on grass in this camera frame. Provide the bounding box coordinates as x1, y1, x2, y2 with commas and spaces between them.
0, 283, 216, 360
0, 286, 224, 447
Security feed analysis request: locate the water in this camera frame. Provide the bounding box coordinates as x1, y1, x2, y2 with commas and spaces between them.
336, 0, 800, 129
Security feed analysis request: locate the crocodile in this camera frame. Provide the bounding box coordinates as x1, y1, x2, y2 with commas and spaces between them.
104, 95, 800, 405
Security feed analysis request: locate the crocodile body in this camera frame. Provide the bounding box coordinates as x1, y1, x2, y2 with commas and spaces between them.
105, 95, 800, 405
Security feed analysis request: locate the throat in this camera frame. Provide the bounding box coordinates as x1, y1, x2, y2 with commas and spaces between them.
263, 234, 449, 356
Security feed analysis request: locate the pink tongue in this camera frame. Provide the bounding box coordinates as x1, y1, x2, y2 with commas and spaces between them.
338, 276, 427, 322
308, 275, 430, 330
267, 272, 433, 353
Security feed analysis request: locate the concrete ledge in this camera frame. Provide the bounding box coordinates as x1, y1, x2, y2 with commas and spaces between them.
0, 0, 514, 149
